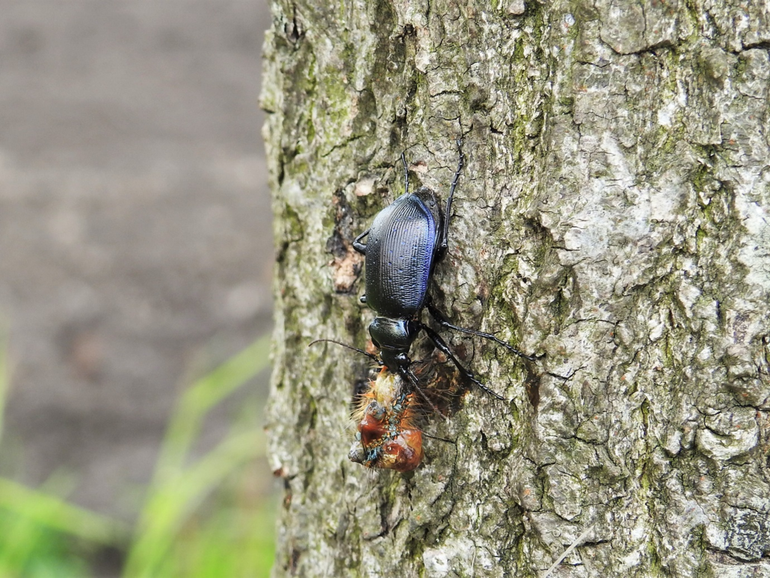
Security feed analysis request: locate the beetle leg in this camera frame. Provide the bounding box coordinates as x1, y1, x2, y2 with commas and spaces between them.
439, 139, 465, 255
419, 323, 506, 401
426, 302, 537, 362
399, 365, 447, 420
352, 229, 370, 254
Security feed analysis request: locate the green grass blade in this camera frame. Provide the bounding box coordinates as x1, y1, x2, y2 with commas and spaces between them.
123, 428, 266, 578
153, 335, 271, 482
124, 335, 272, 578
0, 329, 275, 577
0, 477, 131, 547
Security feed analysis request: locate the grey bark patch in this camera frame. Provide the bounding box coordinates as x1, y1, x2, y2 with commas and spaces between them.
264, 0, 770, 575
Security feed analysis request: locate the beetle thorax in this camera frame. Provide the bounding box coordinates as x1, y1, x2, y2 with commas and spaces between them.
369, 317, 419, 369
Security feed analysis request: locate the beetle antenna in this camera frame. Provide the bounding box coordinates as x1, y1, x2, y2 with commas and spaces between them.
308, 339, 382, 365
400, 151, 409, 195
440, 139, 464, 254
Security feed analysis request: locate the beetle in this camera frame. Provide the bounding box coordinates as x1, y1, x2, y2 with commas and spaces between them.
351, 140, 533, 401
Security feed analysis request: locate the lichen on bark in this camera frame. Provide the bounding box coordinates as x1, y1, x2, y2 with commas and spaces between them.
262, 1, 770, 576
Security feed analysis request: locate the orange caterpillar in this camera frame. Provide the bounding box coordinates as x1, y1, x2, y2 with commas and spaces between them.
348, 368, 424, 472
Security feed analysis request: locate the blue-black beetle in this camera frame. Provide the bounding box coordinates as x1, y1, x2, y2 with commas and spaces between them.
351, 140, 533, 400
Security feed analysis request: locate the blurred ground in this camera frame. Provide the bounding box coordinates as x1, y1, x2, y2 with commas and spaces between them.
0, 0, 273, 517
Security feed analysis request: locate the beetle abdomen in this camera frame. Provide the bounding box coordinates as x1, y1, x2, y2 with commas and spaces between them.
364, 193, 439, 317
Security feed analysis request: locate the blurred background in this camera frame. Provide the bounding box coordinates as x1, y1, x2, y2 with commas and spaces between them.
0, 1, 275, 576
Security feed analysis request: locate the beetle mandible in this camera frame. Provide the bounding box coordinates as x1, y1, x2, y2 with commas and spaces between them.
352, 140, 533, 401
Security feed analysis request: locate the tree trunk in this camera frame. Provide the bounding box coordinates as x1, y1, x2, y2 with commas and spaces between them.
261, 1, 770, 576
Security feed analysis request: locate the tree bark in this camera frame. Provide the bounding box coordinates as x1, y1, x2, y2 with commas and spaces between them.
261, 1, 770, 576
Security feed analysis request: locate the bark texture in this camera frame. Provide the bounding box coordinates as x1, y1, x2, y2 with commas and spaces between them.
261, 1, 770, 576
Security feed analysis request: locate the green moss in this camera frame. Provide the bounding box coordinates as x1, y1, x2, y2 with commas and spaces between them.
281, 203, 305, 244
646, 537, 664, 575
734, 52, 750, 83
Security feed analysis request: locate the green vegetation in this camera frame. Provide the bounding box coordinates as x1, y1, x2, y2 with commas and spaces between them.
0, 334, 276, 578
